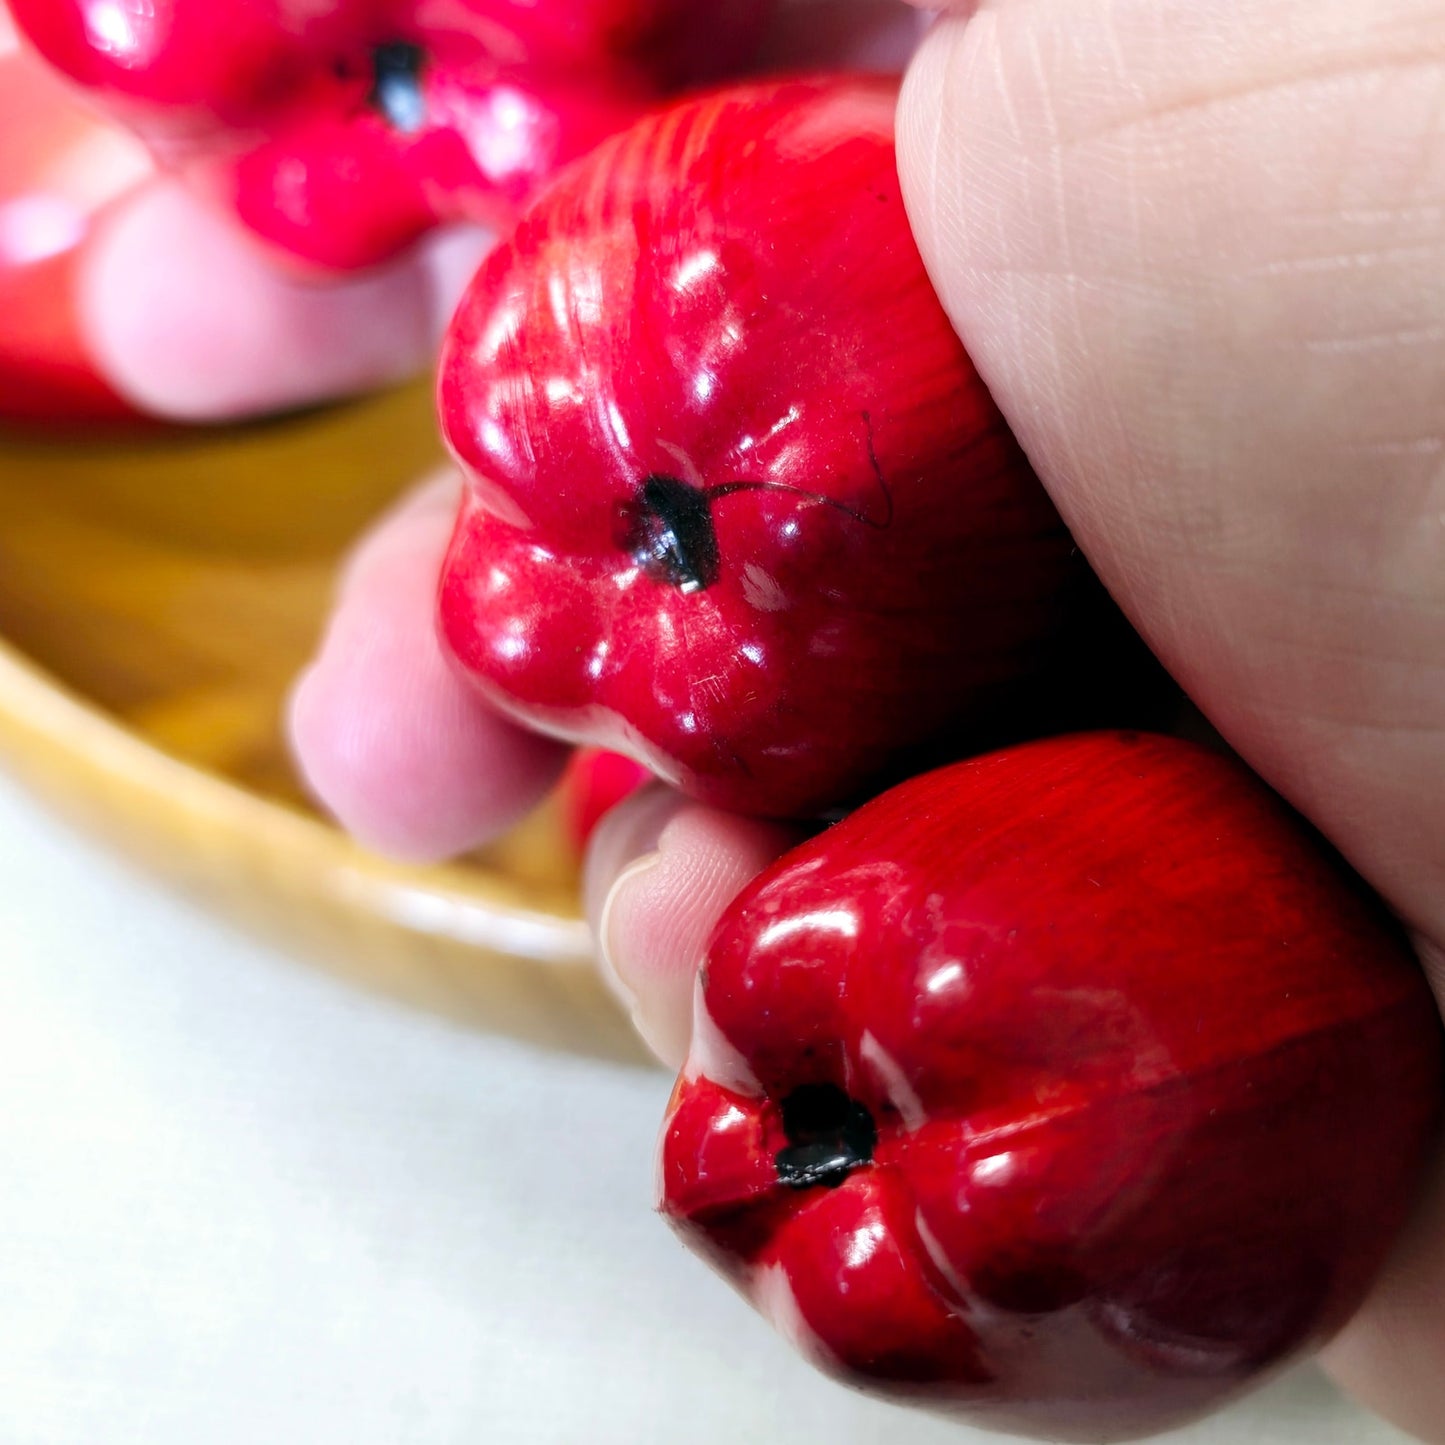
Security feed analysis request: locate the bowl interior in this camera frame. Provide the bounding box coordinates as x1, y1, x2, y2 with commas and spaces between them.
0, 386, 638, 1058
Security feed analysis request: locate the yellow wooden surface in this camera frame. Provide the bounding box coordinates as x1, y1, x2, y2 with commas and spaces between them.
0, 384, 644, 1063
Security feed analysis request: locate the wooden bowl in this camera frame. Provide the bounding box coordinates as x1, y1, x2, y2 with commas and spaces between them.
0, 383, 645, 1062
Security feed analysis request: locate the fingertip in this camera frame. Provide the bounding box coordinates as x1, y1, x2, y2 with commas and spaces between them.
582, 787, 690, 1063
81, 179, 488, 422
896, 11, 975, 299
585, 797, 799, 1069
333, 468, 465, 600
287, 474, 567, 863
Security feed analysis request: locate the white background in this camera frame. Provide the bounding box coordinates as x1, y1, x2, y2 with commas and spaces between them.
0, 766, 1413, 1445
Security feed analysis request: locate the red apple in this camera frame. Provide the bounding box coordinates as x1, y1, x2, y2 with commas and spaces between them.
8, 0, 772, 270
439, 75, 1098, 819
0, 22, 152, 426
559, 747, 654, 853
658, 732, 1442, 1441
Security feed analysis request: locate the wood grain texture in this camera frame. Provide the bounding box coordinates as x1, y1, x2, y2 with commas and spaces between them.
0, 382, 645, 1062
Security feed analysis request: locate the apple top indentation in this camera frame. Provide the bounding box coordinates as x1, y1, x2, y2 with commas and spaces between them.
617, 474, 720, 594
10, 0, 776, 268
368, 40, 427, 133
773, 1083, 878, 1192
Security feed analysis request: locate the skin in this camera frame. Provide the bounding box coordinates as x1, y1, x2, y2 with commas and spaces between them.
85, 0, 1445, 1435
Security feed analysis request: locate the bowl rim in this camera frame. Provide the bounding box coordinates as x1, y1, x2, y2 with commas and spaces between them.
0, 636, 596, 965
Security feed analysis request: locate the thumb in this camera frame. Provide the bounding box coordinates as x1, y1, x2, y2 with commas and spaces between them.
897, 0, 1445, 948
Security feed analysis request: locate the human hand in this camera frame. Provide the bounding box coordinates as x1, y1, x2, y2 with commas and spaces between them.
593, 4, 1445, 1439
291, 1, 1445, 1434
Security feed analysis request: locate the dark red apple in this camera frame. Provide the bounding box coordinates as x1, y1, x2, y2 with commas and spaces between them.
0, 24, 152, 426
658, 731, 1442, 1441
559, 747, 654, 853
8, 0, 771, 270
438, 75, 1095, 819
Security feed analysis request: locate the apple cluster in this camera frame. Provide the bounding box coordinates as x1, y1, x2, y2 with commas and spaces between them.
8, 0, 772, 270
15, 16, 1441, 1438
432, 73, 1444, 1439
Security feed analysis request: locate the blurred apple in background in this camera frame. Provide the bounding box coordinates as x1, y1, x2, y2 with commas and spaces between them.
0, 6, 152, 428
5, 0, 774, 273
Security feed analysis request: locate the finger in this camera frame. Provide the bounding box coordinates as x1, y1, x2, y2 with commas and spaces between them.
583, 792, 799, 1069
897, 0, 1445, 948
896, 4, 1445, 1434
288, 470, 567, 863
79, 177, 491, 422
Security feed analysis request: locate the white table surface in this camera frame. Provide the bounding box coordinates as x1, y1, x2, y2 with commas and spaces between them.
0, 764, 1414, 1445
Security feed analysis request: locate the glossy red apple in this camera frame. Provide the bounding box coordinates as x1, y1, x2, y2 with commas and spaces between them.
559, 747, 654, 853
438, 75, 1097, 819
8, 0, 771, 270
658, 731, 1443, 1441
0, 21, 152, 426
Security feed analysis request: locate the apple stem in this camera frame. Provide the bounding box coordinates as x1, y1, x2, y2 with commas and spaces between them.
775, 1083, 877, 1191
617, 413, 893, 594
619, 474, 721, 593
370, 42, 427, 134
